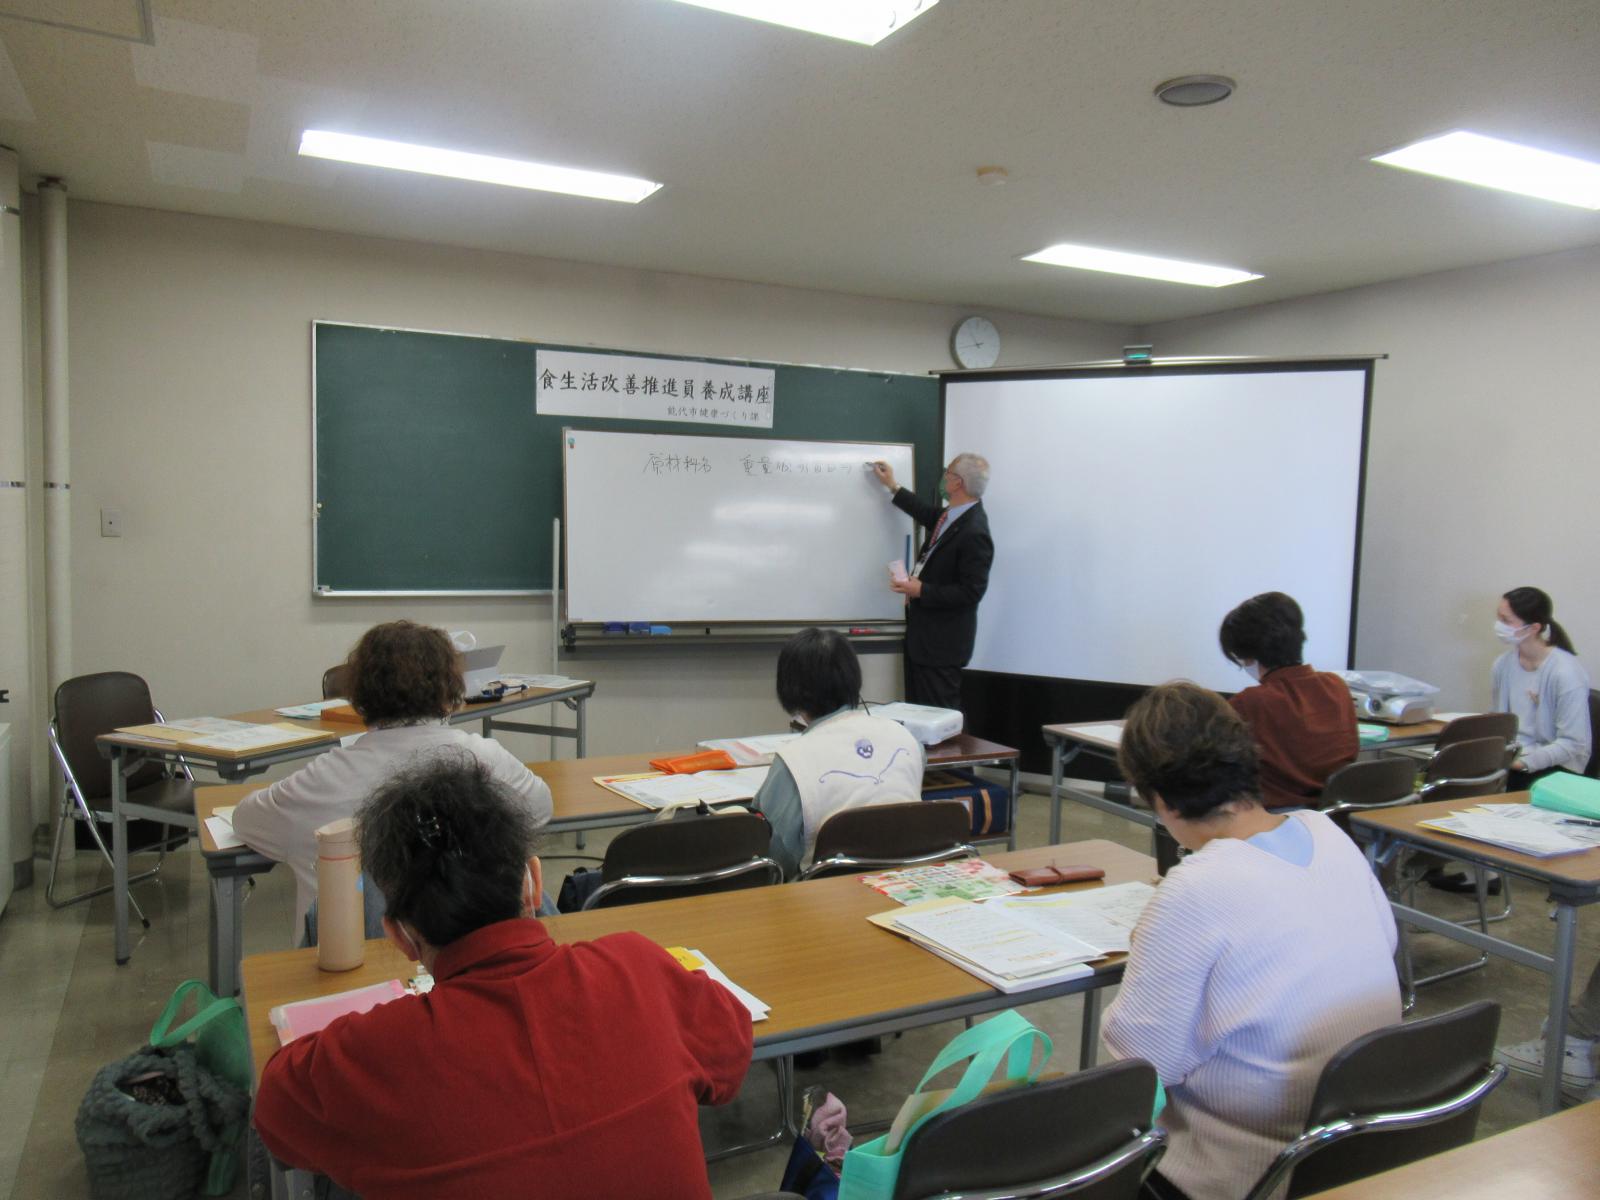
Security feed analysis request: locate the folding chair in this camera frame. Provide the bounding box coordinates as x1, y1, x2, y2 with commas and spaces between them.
46, 672, 197, 923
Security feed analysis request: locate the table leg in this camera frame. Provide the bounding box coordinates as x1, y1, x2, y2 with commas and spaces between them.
1049, 741, 1064, 846
112, 748, 131, 966
1542, 902, 1579, 1115
575, 695, 588, 757
1008, 759, 1020, 851
1079, 989, 1103, 1069
211, 874, 241, 997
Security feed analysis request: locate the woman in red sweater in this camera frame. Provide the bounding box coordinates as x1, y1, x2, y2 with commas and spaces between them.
1219, 591, 1358, 811
253, 754, 753, 1199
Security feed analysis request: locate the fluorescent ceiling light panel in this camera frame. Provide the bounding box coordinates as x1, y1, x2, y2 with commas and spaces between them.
1022, 243, 1262, 288
665, 1, 940, 46
1372, 131, 1600, 210
297, 130, 662, 203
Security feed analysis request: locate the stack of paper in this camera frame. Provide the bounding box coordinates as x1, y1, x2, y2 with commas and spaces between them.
984, 882, 1157, 956
862, 860, 1022, 905
1065, 722, 1124, 745
499, 673, 586, 689
203, 804, 245, 851
667, 947, 769, 1021
696, 733, 800, 766
880, 900, 1100, 993
274, 699, 350, 719
1418, 809, 1593, 857
595, 767, 771, 810
115, 718, 334, 755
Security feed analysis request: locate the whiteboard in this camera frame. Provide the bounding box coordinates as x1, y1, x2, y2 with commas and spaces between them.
944, 366, 1369, 693
563, 430, 915, 623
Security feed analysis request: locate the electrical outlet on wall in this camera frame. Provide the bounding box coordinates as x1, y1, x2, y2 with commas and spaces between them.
100, 508, 122, 537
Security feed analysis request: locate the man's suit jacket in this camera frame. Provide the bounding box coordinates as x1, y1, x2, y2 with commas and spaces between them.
892, 488, 994, 668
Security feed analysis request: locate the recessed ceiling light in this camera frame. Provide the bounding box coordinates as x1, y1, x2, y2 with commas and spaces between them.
663, 1, 940, 46
1022, 243, 1262, 288
297, 130, 663, 203
1372, 131, 1600, 210
1154, 75, 1236, 107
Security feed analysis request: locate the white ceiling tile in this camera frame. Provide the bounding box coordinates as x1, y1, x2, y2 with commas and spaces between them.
146, 140, 245, 193
130, 15, 256, 105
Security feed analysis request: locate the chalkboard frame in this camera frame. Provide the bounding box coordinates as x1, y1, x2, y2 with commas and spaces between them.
311, 320, 942, 597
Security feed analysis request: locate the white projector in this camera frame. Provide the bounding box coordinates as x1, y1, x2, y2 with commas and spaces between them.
870, 702, 964, 745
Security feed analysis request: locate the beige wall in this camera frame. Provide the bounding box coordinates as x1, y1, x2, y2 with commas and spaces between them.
51, 200, 1127, 815
1143, 244, 1600, 711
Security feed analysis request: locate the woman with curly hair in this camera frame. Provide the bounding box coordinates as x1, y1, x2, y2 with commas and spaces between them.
234, 621, 551, 937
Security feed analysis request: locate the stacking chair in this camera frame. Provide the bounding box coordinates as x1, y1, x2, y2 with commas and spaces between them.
1319, 757, 1419, 836
894, 1059, 1166, 1200
1395, 735, 1513, 997
321, 664, 351, 700
1241, 1001, 1505, 1199
1389, 711, 1518, 766
801, 800, 975, 880
582, 807, 782, 910
46, 672, 197, 922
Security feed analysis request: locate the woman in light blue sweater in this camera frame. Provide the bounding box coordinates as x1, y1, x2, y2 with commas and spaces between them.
1490, 586, 1592, 786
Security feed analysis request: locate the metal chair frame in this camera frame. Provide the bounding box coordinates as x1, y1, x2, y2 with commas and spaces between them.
581, 856, 784, 910
45, 706, 195, 920
801, 841, 977, 881
1240, 1064, 1506, 1200
917, 1127, 1168, 1200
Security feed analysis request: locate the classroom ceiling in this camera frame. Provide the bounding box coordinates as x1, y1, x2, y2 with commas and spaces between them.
1, 0, 1597, 326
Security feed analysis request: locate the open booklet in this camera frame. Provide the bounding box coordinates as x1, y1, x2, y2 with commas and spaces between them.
868, 881, 1157, 994
594, 766, 772, 811
114, 718, 335, 755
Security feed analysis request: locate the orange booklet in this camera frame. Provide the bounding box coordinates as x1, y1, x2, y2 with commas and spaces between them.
648, 749, 739, 774
317, 703, 365, 724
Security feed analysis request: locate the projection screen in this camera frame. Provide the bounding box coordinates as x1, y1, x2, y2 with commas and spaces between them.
943, 362, 1371, 698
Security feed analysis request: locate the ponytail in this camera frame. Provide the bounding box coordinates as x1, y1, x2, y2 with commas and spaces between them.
1547, 619, 1577, 656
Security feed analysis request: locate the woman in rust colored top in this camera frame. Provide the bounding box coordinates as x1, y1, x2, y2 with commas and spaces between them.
1219, 592, 1358, 810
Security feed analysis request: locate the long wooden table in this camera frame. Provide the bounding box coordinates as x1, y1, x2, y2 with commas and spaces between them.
1042, 717, 1454, 845
1352, 794, 1600, 1115
98, 680, 594, 971
1301, 1099, 1600, 1197
241, 839, 1154, 1087
197, 732, 1021, 997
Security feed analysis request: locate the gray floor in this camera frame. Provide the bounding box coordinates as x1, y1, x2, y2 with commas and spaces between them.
0, 787, 1592, 1200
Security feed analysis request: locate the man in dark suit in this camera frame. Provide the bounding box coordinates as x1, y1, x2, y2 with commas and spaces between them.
871, 453, 994, 711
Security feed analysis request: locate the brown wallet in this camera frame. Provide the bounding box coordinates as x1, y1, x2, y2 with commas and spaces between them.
1008, 865, 1106, 888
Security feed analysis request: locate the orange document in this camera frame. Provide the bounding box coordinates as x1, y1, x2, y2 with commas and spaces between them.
648, 749, 739, 774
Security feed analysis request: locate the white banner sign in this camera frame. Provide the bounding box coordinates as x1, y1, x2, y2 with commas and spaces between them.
535, 349, 774, 428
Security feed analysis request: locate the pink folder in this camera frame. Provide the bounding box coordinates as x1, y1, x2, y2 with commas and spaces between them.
269, 979, 408, 1045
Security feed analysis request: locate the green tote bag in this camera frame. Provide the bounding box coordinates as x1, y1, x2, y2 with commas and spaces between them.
837, 1011, 1052, 1200
148, 979, 252, 1196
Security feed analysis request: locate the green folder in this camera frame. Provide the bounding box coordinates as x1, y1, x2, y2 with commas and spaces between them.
1530, 771, 1600, 820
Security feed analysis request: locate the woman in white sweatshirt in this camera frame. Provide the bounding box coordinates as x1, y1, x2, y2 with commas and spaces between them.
232, 621, 551, 938
1102, 682, 1400, 1200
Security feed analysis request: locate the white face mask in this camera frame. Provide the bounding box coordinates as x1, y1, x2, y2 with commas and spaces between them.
1241, 662, 1262, 682
1494, 619, 1531, 644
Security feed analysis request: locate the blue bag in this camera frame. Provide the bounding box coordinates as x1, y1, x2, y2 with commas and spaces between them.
837, 1012, 1049, 1200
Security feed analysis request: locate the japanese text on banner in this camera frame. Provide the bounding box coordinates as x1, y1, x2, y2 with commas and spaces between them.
535, 349, 774, 428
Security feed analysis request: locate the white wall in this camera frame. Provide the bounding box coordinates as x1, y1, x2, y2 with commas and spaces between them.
1143, 244, 1600, 711
55, 200, 1127, 804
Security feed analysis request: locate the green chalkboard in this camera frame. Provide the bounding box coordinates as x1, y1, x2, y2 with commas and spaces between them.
312, 322, 942, 593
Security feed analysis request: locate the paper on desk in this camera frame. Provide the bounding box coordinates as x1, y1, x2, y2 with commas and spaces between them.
986, 882, 1156, 956
499, 673, 585, 689
598, 766, 770, 810
1429, 712, 1477, 723
1476, 804, 1600, 846
697, 733, 800, 766
1418, 811, 1590, 857
275, 699, 349, 719
182, 722, 330, 752
893, 900, 1101, 980
1064, 723, 1123, 745
204, 816, 245, 851
668, 947, 769, 1021
163, 718, 257, 735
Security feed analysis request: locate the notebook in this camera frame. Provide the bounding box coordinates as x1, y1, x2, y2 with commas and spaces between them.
269, 979, 408, 1045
